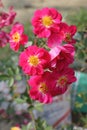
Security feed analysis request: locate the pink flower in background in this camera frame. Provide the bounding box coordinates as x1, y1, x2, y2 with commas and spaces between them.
0, 5, 77, 106
0, 0, 3, 7
49, 67, 76, 96
59, 22, 77, 44
9, 23, 28, 51
28, 68, 76, 103
19, 45, 51, 76
47, 27, 64, 48
47, 22, 77, 48
32, 7, 62, 38
0, 7, 16, 28
49, 44, 75, 70
28, 72, 53, 103
0, 31, 9, 47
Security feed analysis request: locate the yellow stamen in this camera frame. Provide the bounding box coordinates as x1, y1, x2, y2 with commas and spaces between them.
11, 127, 21, 130
28, 55, 39, 66
42, 16, 53, 27
12, 32, 20, 42
39, 82, 48, 94
65, 33, 71, 42
57, 76, 68, 87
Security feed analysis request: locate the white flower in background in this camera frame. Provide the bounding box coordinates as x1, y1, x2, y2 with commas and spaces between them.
0, 101, 9, 110
3, 87, 10, 94
0, 81, 12, 101
0, 81, 10, 94
0, 81, 5, 92
11, 55, 19, 66
3, 93, 12, 101
0, 80, 28, 115
0, 81, 8, 90
13, 81, 26, 94
12, 101, 29, 115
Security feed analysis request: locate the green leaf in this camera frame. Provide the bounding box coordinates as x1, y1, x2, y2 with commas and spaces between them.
7, 67, 14, 76
45, 126, 53, 130
8, 78, 14, 87
77, 51, 85, 59
75, 102, 83, 108
15, 98, 26, 103
27, 122, 34, 130
84, 38, 87, 46
28, 105, 34, 110
34, 102, 43, 112
0, 74, 9, 80
15, 75, 22, 80
21, 125, 27, 130
15, 67, 20, 74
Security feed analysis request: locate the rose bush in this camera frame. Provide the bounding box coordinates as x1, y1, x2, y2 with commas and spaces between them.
0, 1, 77, 130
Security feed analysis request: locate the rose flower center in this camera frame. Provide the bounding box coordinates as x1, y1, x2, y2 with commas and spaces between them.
28, 55, 39, 66
65, 33, 71, 42
39, 82, 48, 94
12, 32, 20, 42
57, 76, 68, 87
42, 16, 53, 27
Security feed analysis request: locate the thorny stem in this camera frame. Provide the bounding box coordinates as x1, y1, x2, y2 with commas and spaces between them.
26, 76, 37, 130
30, 110, 37, 130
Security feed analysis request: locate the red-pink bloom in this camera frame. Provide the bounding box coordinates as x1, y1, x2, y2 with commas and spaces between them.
49, 44, 75, 70
28, 68, 76, 103
28, 72, 53, 104
9, 23, 28, 51
0, 31, 9, 47
0, 0, 3, 7
0, 7, 16, 28
19, 45, 51, 76
49, 67, 76, 96
32, 7, 62, 38
47, 27, 63, 48
47, 22, 77, 48
59, 22, 77, 44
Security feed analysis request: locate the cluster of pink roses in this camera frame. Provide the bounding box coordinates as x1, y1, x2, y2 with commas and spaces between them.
32, 8, 77, 48
0, 5, 16, 47
18, 8, 76, 104
5, 7, 77, 104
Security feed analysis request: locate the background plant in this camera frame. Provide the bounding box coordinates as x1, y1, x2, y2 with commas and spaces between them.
0, 2, 78, 130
